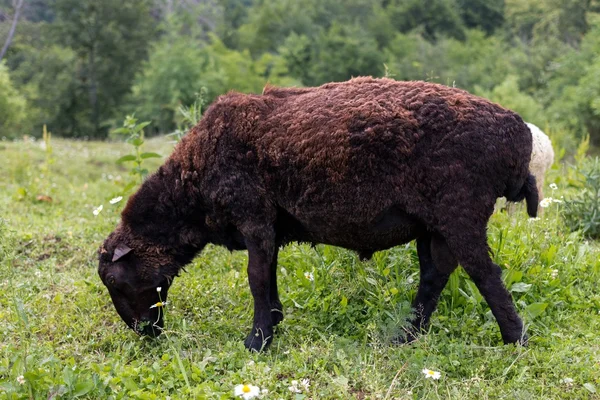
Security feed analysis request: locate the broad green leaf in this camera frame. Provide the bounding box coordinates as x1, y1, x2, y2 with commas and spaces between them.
465, 280, 483, 303
340, 295, 348, 308
111, 127, 130, 135
121, 182, 137, 194
15, 298, 29, 327
116, 155, 136, 163
584, 383, 596, 393
503, 269, 523, 287
510, 282, 532, 293
525, 302, 548, 319
72, 380, 94, 397
123, 377, 138, 391
134, 121, 151, 133
131, 138, 144, 146
140, 152, 161, 159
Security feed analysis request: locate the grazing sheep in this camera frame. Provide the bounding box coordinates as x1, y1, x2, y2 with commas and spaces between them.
526, 122, 554, 201
98, 77, 538, 352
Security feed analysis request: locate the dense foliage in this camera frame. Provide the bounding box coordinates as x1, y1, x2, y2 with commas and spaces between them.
1, 0, 600, 142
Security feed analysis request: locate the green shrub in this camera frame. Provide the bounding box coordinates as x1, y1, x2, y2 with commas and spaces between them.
563, 156, 600, 239
474, 75, 545, 126
0, 61, 29, 139
130, 33, 297, 134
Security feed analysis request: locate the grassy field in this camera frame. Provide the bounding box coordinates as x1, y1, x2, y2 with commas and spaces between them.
0, 137, 599, 399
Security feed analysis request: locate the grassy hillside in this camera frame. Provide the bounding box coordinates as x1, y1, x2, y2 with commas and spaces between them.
0, 137, 599, 399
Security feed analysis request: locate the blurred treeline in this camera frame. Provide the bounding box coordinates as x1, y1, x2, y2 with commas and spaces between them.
1, 0, 600, 144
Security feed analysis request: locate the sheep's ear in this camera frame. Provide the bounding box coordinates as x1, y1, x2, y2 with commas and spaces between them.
112, 244, 132, 262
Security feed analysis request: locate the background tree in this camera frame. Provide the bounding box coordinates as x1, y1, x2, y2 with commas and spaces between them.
1, 0, 600, 144
0, 60, 28, 137
0, 0, 25, 61
51, 0, 156, 137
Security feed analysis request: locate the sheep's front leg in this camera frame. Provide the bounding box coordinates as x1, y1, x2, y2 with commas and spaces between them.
244, 239, 276, 352
269, 247, 284, 326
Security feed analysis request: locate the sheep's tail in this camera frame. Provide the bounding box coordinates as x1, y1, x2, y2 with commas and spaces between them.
506, 174, 539, 218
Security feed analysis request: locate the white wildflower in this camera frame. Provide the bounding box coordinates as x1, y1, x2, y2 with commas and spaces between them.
304, 272, 314, 281
234, 384, 260, 399
551, 269, 559, 279
289, 380, 301, 393
109, 196, 123, 204
92, 205, 103, 216
17, 375, 25, 385
156, 287, 162, 293
539, 198, 553, 208
300, 378, 310, 391
422, 368, 441, 380
549, 183, 558, 190
149, 301, 168, 309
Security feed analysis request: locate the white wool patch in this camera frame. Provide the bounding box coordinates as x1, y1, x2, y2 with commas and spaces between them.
526, 122, 554, 200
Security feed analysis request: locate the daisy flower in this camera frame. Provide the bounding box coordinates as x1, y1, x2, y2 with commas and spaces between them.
549, 183, 558, 190
422, 368, 441, 380
300, 378, 310, 391
149, 301, 168, 309
539, 198, 553, 208
109, 196, 123, 204
17, 375, 25, 385
93, 205, 103, 216
234, 384, 260, 399
304, 272, 314, 281
289, 380, 301, 393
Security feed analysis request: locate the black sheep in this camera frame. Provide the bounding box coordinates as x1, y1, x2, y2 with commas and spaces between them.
98, 77, 538, 351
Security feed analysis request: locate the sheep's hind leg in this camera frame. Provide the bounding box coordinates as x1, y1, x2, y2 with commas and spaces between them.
444, 231, 526, 345
269, 247, 284, 326
397, 233, 457, 343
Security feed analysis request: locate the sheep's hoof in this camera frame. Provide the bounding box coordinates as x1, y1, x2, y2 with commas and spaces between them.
244, 326, 273, 353
271, 308, 284, 326
504, 333, 528, 346
391, 330, 419, 345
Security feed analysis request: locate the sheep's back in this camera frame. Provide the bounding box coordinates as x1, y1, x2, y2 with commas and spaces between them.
262, 80, 527, 182
188, 78, 533, 229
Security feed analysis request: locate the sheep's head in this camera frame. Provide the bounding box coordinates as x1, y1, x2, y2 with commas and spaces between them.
98, 228, 178, 337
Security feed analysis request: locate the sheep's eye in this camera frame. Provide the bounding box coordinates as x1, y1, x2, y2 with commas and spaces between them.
108, 275, 116, 285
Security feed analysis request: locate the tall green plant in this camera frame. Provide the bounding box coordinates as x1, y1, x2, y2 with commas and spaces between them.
563, 156, 600, 239
38, 125, 55, 198
167, 88, 208, 144
113, 115, 161, 189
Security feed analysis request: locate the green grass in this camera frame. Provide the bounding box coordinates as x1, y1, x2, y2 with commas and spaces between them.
1, 137, 599, 399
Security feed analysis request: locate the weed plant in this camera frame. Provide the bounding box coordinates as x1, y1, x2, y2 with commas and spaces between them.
112, 115, 161, 189
167, 89, 208, 144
